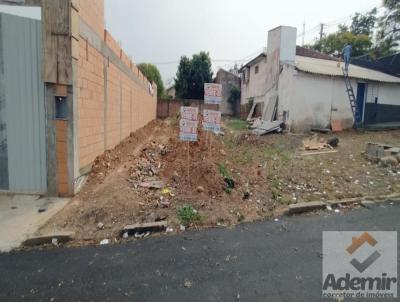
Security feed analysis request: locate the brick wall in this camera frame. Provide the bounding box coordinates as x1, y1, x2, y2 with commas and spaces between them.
55, 120, 69, 196
76, 0, 157, 171
157, 99, 219, 119
76, 0, 104, 37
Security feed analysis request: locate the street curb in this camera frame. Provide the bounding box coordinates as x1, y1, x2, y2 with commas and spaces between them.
22, 232, 75, 247
287, 193, 400, 215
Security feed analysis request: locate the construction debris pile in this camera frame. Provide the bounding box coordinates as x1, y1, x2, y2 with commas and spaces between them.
247, 96, 284, 136
365, 143, 400, 172
91, 150, 122, 182
128, 142, 167, 190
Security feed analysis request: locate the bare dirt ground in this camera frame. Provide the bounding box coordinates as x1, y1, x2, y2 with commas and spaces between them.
39, 118, 400, 246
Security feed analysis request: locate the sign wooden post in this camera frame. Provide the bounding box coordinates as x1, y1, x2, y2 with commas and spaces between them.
187, 141, 190, 185
203, 83, 222, 160
179, 106, 198, 187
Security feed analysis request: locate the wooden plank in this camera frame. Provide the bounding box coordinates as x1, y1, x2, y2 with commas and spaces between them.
42, 0, 72, 84
301, 150, 338, 156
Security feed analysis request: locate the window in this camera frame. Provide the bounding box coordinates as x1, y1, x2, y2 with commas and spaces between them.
255, 65, 259, 74
242, 68, 250, 84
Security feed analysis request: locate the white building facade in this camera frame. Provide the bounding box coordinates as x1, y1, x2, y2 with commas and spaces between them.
242, 26, 400, 131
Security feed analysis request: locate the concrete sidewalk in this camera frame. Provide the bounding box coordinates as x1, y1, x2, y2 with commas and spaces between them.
0, 194, 69, 252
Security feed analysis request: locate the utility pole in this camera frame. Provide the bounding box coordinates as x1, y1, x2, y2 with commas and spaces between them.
319, 23, 325, 42
302, 18, 306, 46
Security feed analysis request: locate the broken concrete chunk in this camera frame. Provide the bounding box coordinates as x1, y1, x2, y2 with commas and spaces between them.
140, 180, 164, 189
365, 143, 394, 160
197, 186, 205, 193
172, 171, 180, 182
380, 156, 398, 167
121, 221, 167, 236
100, 239, 110, 245
22, 232, 74, 247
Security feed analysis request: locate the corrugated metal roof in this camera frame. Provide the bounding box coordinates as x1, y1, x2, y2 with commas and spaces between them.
295, 55, 400, 83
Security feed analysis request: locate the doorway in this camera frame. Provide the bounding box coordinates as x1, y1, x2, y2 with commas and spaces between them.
355, 83, 366, 124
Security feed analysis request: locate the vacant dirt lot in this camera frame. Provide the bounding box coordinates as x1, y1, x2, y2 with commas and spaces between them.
39, 118, 400, 246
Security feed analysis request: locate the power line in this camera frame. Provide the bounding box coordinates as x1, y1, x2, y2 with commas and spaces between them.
156, 5, 384, 66
151, 48, 264, 66
300, 4, 384, 43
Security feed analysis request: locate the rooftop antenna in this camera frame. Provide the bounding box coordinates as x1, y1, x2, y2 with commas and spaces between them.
302, 18, 306, 46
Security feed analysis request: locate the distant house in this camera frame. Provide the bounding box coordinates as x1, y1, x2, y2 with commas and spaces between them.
166, 85, 176, 98
240, 53, 267, 106
214, 69, 241, 116
241, 26, 400, 131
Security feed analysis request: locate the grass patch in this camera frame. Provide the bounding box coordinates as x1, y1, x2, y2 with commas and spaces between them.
263, 146, 291, 163
217, 163, 230, 178
268, 175, 281, 201
231, 148, 253, 165
177, 205, 201, 226
217, 163, 235, 193
226, 119, 248, 131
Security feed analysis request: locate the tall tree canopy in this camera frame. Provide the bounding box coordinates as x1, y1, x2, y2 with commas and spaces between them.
312, 32, 373, 57
137, 63, 165, 97
174, 52, 213, 100
310, 5, 400, 58
376, 0, 400, 57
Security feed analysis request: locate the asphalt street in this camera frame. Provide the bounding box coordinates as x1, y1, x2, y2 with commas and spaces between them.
0, 200, 399, 302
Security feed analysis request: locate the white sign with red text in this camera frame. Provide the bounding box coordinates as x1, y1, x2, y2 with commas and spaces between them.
203, 109, 221, 132
180, 107, 198, 141
204, 83, 222, 105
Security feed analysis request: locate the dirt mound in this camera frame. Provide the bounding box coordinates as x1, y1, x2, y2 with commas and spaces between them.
88, 120, 162, 185
161, 130, 226, 196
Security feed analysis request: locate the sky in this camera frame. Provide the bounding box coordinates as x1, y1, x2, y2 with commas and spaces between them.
0, 1, 382, 87
105, 0, 382, 87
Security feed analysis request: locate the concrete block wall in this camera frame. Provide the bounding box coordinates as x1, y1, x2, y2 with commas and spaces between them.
76, 0, 104, 37
76, 0, 157, 173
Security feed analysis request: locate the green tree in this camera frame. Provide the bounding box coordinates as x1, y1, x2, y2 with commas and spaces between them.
174, 52, 213, 99
313, 31, 373, 57
376, 0, 400, 56
228, 85, 241, 116
137, 63, 165, 97
312, 9, 377, 57
350, 8, 377, 36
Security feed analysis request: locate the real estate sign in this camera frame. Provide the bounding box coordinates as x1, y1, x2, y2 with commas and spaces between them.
179, 107, 198, 141
203, 109, 221, 132
204, 83, 222, 105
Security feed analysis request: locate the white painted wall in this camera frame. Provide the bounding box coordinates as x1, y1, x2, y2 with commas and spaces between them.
278, 68, 355, 131
372, 83, 400, 106
278, 68, 400, 131
240, 56, 268, 105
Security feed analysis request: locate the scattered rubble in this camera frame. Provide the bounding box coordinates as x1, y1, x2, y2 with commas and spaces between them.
100, 239, 110, 245
36, 119, 400, 247
365, 143, 400, 171
121, 221, 167, 237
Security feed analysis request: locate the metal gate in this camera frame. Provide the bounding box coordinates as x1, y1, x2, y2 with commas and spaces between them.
0, 13, 47, 194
